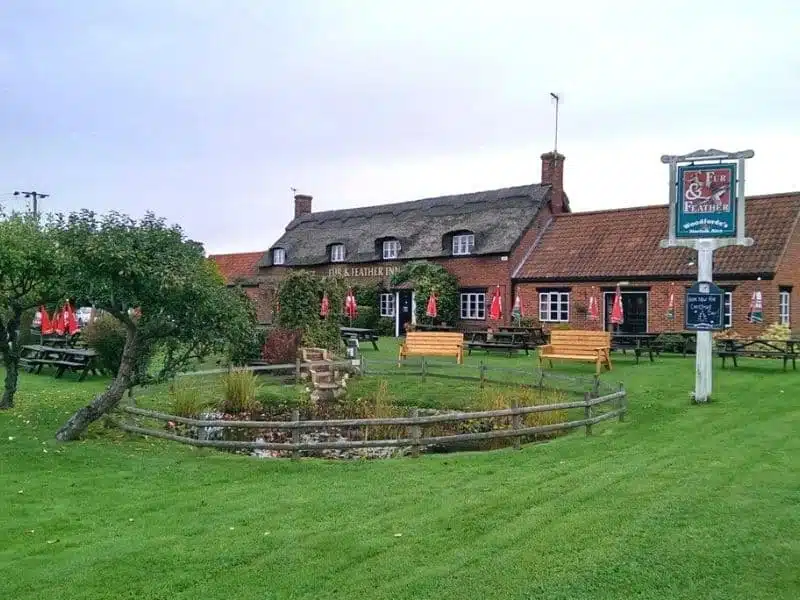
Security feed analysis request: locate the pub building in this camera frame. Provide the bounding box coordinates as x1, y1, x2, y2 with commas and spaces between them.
210, 151, 800, 337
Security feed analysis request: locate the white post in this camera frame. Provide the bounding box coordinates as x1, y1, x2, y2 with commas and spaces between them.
694, 240, 715, 402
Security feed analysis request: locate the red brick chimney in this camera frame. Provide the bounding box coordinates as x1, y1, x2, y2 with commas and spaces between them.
541, 152, 566, 214
294, 194, 312, 219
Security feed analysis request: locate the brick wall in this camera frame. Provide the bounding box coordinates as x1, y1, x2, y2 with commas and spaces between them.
773, 213, 800, 332
515, 279, 782, 336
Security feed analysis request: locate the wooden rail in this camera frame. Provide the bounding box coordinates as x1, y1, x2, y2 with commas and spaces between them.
112, 385, 627, 456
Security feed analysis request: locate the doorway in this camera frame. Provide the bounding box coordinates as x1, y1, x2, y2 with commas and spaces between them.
604, 291, 648, 334
397, 290, 414, 336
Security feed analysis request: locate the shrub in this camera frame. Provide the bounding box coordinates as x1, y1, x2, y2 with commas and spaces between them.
218, 368, 262, 414
350, 306, 379, 330
303, 320, 342, 353
169, 379, 212, 417
261, 328, 302, 364
376, 317, 395, 337
83, 314, 127, 374
754, 322, 791, 352
656, 333, 687, 353
551, 323, 572, 330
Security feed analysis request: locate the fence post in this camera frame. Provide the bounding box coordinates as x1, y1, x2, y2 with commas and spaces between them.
512, 398, 521, 450
409, 408, 421, 458
479, 361, 486, 389
291, 409, 301, 460
592, 375, 600, 399
618, 382, 626, 422
584, 392, 593, 436
421, 356, 427, 381
538, 370, 545, 393
295, 358, 302, 384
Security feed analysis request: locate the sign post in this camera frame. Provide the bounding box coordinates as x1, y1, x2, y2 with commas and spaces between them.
660, 149, 754, 402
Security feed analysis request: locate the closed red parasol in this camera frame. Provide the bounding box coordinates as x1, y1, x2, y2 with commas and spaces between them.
425, 292, 438, 318
65, 302, 80, 335
344, 289, 358, 321
587, 288, 600, 321
489, 285, 503, 321
39, 306, 54, 335
53, 307, 66, 335
320, 292, 330, 318
610, 285, 624, 327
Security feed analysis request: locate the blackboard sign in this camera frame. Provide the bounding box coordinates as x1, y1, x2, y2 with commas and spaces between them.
684, 281, 724, 331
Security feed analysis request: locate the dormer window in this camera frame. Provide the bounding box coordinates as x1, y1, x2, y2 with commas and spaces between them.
382, 239, 400, 260
452, 233, 475, 256
330, 244, 346, 263
272, 248, 286, 265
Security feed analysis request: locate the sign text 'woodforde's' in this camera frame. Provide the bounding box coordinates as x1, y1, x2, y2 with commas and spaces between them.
676, 163, 737, 238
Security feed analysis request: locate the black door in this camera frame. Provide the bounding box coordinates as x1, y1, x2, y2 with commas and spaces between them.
398, 291, 413, 335
605, 292, 648, 334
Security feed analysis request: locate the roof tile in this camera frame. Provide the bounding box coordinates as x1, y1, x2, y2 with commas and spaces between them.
209, 252, 264, 284
516, 193, 800, 280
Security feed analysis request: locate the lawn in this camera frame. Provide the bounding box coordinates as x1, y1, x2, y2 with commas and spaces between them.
2, 342, 800, 599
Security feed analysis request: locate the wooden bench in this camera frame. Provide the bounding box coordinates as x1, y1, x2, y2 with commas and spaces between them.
398, 332, 464, 365
538, 330, 612, 374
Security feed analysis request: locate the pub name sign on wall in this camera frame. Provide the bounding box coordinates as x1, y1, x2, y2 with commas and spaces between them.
659, 148, 755, 404
327, 265, 401, 279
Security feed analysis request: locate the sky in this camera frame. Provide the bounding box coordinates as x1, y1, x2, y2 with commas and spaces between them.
1, 0, 798, 255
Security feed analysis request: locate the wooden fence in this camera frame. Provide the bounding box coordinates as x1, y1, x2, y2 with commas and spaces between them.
110, 373, 627, 457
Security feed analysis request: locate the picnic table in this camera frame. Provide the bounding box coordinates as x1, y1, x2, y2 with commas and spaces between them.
19, 344, 100, 381
498, 326, 549, 346
414, 324, 456, 332
466, 330, 532, 356
716, 337, 800, 371
339, 327, 379, 350
611, 333, 661, 364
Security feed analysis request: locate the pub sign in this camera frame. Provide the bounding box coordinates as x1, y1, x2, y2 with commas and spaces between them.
676, 163, 737, 238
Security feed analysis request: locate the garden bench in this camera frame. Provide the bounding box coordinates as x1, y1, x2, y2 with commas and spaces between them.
538, 330, 612, 375
399, 332, 464, 365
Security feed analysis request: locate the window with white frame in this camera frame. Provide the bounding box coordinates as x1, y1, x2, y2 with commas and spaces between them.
724, 292, 733, 329
272, 248, 285, 265
330, 244, 345, 262
539, 291, 570, 322
382, 239, 400, 260
460, 292, 485, 320
780, 289, 791, 326
452, 234, 475, 256
379, 293, 395, 317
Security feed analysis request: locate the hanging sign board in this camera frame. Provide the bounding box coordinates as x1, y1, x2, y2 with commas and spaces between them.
684, 281, 725, 331
676, 163, 738, 238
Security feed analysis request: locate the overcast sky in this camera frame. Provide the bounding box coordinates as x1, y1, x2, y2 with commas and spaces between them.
1, 0, 798, 255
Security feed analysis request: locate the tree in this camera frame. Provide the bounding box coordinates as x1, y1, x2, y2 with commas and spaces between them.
0, 212, 63, 409
390, 261, 459, 326
51, 211, 256, 441
275, 270, 346, 350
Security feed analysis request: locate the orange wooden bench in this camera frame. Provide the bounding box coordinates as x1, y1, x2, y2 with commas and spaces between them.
399, 331, 464, 365
538, 330, 612, 374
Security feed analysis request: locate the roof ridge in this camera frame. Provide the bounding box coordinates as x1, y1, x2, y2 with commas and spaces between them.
291, 183, 546, 221
557, 192, 800, 219
208, 251, 265, 258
